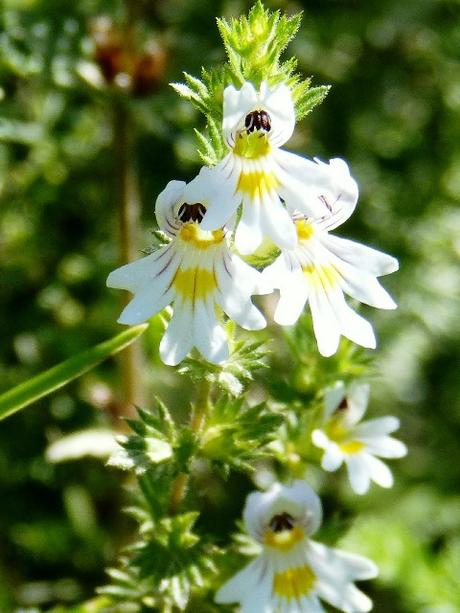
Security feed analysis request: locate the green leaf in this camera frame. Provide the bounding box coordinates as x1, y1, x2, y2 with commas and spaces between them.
0, 325, 148, 421
201, 395, 284, 474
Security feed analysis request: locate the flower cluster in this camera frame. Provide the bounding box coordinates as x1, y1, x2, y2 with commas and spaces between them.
105, 33, 405, 611
107, 80, 398, 365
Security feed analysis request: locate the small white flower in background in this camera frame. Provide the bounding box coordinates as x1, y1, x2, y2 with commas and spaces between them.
107, 170, 266, 366
312, 382, 407, 495
260, 195, 398, 357
215, 480, 378, 612
200, 81, 359, 255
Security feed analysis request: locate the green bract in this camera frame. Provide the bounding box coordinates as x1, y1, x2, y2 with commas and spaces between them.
171, 0, 329, 165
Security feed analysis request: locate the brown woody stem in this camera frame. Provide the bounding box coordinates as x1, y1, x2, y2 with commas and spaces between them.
113, 100, 144, 415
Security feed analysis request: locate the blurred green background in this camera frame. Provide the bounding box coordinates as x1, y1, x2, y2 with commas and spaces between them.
1, 0, 460, 611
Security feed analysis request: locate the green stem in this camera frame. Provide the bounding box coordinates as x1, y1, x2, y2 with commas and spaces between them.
168, 379, 211, 515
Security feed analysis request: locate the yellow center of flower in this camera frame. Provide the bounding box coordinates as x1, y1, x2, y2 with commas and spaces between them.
295, 219, 315, 241
303, 263, 340, 288
325, 419, 364, 455
264, 525, 305, 551
339, 440, 365, 454
273, 565, 316, 600
173, 267, 217, 302
326, 418, 348, 441
237, 170, 280, 199
233, 131, 271, 159
178, 223, 224, 249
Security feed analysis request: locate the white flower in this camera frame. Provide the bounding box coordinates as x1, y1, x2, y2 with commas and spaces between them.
215, 480, 378, 613
312, 382, 407, 495
260, 197, 399, 357
200, 81, 359, 255
107, 170, 266, 366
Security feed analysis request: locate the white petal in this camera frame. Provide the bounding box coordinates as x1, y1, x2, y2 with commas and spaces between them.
318, 157, 359, 230
311, 429, 330, 451
117, 286, 174, 325
184, 164, 238, 218
215, 256, 266, 330
308, 542, 377, 612
323, 382, 347, 419
322, 234, 399, 276
288, 480, 323, 536
243, 489, 271, 541
222, 82, 258, 142
308, 540, 378, 581
316, 580, 374, 613
308, 286, 341, 357
299, 594, 325, 613
334, 258, 397, 310
343, 382, 370, 426
259, 82, 295, 146
333, 293, 377, 350
353, 416, 401, 437
159, 299, 194, 366
215, 556, 266, 604
345, 455, 371, 495
363, 436, 407, 459
276, 152, 359, 224
235, 198, 264, 255
193, 298, 229, 364
273, 275, 309, 326
275, 150, 333, 219
363, 453, 394, 488
221, 295, 266, 330
200, 156, 240, 231
106, 245, 177, 293
155, 180, 186, 234
259, 193, 297, 251
260, 255, 290, 291
322, 445, 345, 472
240, 569, 273, 613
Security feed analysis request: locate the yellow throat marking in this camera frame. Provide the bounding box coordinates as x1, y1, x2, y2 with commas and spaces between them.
273, 565, 316, 600
339, 440, 365, 455
173, 267, 216, 302
237, 170, 280, 199
264, 525, 305, 551
295, 219, 315, 241
326, 419, 364, 455
303, 263, 339, 289
178, 223, 224, 250
233, 131, 271, 159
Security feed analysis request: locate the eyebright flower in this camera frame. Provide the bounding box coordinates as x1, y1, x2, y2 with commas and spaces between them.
312, 382, 407, 495
260, 193, 398, 357
200, 81, 359, 255
107, 170, 266, 366
215, 480, 378, 612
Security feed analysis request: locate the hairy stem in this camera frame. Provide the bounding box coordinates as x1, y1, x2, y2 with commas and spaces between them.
168, 379, 211, 515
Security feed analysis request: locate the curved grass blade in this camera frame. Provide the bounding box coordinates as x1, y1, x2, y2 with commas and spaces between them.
0, 325, 148, 421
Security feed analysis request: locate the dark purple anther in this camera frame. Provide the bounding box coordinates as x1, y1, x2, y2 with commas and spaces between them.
244, 109, 272, 134
177, 202, 207, 223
